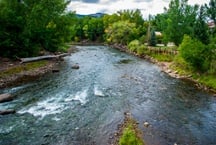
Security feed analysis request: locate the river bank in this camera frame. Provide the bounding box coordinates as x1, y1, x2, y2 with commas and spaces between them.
0, 59, 59, 88
110, 43, 216, 95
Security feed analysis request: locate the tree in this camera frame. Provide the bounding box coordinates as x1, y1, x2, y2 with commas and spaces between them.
149, 29, 157, 46
179, 35, 211, 71
193, 5, 209, 44
205, 0, 216, 24
105, 21, 138, 45
0, 0, 71, 57
163, 0, 198, 45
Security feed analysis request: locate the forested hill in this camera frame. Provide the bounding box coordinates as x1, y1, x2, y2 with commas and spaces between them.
76, 13, 105, 18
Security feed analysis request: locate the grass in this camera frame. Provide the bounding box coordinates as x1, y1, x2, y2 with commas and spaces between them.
171, 56, 216, 91
194, 74, 216, 90
149, 53, 175, 62
0, 60, 48, 78
119, 117, 145, 145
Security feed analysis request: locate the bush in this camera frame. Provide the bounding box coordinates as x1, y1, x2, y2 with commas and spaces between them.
137, 44, 147, 55
179, 35, 210, 72
128, 40, 147, 55
128, 40, 140, 52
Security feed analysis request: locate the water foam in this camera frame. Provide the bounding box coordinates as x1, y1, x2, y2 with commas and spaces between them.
94, 86, 105, 97
18, 93, 67, 118
65, 89, 88, 105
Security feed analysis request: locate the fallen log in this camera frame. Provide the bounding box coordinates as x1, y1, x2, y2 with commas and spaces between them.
0, 109, 16, 115
20, 53, 70, 63
0, 93, 13, 103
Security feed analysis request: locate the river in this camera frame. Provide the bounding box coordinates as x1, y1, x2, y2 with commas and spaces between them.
0, 45, 216, 145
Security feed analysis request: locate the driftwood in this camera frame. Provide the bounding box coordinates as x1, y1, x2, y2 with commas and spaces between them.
0, 93, 13, 103
20, 53, 70, 63
0, 109, 16, 115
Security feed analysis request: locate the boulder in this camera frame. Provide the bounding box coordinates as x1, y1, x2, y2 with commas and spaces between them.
0, 109, 16, 115
52, 69, 60, 73
72, 65, 80, 69
143, 121, 150, 127
0, 93, 13, 103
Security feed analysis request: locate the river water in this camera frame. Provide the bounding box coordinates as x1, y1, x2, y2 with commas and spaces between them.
0, 46, 216, 145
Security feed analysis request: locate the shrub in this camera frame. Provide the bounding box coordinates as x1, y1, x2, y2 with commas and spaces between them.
179, 35, 210, 72
128, 40, 140, 52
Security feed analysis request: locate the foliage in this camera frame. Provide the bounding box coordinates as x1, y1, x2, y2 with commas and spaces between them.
179, 35, 210, 71
149, 29, 157, 46
155, 0, 198, 46
119, 126, 143, 145
105, 21, 138, 45
207, 36, 216, 74
128, 40, 147, 55
205, 0, 216, 24
119, 117, 144, 145
150, 53, 174, 62
0, 0, 71, 58
82, 17, 104, 41
193, 6, 209, 44
0, 60, 48, 78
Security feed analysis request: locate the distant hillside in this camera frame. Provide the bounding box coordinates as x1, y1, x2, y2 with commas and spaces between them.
76, 13, 105, 18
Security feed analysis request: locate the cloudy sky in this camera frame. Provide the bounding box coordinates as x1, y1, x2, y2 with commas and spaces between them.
67, 0, 210, 19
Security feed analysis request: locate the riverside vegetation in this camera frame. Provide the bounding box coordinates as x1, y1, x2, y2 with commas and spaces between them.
0, 0, 216, 144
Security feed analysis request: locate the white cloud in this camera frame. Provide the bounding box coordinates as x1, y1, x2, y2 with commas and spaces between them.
67, 0, 210, 19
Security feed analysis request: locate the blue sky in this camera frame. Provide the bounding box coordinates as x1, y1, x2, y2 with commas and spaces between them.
67, 0, 210, 18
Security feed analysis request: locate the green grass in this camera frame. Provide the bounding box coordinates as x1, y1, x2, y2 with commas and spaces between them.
119, 118, 145, 145
149, 53, 175, 62
0, 60, 48, 78
195, 74, 216, 90
171, 56, 216, 90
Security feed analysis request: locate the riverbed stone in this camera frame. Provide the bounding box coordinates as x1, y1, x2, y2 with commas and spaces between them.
143, 122, 150, 127
0, 109, 16, 115
72, 65, 79, 69
52, 69, 60, 73
0, 93, 13, 103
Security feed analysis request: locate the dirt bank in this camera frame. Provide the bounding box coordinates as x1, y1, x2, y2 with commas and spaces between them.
0, 58, 59, 89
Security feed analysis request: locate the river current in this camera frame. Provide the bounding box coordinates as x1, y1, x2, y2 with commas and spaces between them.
0, 46, 216, 145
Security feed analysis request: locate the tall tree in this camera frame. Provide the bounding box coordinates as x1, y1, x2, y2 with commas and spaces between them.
0, 0, 71, 57
205, 0, 216, 23
193, 5, 209, 44
105, 21, 138, 45
164, 0, 198, 45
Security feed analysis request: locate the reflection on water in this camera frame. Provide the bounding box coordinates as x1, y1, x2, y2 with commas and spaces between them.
0, 46, 216, 145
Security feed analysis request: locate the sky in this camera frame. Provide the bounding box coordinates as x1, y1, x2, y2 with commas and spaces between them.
67, 0, 210, 19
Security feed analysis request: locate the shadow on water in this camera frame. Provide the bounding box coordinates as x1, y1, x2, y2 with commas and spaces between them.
0, 45, 216, 145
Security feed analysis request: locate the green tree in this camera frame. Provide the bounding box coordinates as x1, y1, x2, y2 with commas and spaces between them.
164, 0, 198, 45
0, 0, 71, 57
105, 21, 138, 45
193, 5, 209, 44
179, 35, 211, 71
205, 0, 216, 23
149, 29, 157, 46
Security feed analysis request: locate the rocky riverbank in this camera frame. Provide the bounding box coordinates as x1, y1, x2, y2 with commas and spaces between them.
111, 44, 216, 95
0, 59, 59, 88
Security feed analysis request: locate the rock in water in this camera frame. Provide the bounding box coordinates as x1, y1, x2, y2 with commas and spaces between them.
72, 65, 80, 69
52, 69, 60, 73
0, 109, 16, 115
0, 93, 13, 103
143, 122, 150, 127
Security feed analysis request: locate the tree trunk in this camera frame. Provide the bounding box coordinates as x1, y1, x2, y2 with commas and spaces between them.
20, 53, 70, 63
